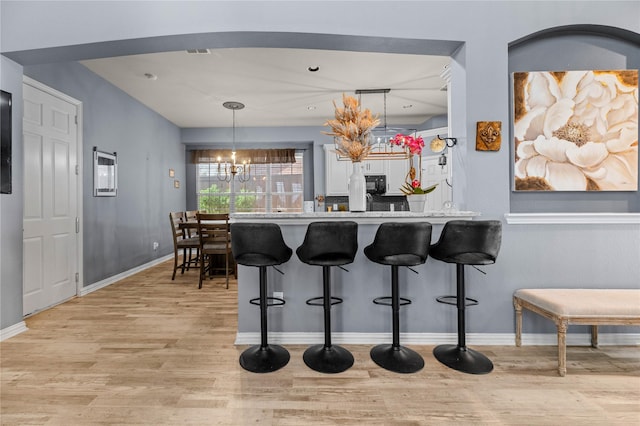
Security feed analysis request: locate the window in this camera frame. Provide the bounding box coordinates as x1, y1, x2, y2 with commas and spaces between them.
196, 151, 304, 213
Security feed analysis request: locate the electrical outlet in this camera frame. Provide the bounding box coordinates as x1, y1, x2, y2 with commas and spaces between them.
153, 241, 159, 250
273, 291, 284, 306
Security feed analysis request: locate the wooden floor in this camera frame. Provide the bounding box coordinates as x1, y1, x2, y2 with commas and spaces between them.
2, 260, 639, 425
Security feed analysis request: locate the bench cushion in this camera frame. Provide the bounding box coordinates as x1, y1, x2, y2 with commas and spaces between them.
514, 289, 640, 318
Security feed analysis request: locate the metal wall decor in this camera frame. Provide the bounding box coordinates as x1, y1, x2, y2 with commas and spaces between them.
476, 121, 501, 151
93, 148, 117, 197
430, 134, 457, 154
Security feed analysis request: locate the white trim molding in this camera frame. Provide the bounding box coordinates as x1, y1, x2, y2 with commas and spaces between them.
0, 321, 28, 342
505, 213, 640, 225
79, 254, 173, 296
235, 332, 640, 346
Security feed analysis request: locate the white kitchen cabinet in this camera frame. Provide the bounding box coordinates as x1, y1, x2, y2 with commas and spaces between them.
324, 145, 412, 196
323, 145, 350, 195
361, 159, 385, 174
385, 157, 410, 195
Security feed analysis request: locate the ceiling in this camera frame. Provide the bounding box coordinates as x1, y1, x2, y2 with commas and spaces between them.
80, 47, 450, 129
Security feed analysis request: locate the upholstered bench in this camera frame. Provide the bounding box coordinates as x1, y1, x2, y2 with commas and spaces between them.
513, 289, 640, 376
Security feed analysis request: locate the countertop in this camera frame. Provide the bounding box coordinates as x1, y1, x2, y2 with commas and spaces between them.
230, 210, 480, 225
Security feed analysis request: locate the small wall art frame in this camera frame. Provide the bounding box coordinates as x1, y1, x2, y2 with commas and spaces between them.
476, 121, 501, 151
512, 69, 638, 192
93, 148, 118, 197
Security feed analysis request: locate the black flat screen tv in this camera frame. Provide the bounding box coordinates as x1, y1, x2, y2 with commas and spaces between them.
1, 90, 12, 194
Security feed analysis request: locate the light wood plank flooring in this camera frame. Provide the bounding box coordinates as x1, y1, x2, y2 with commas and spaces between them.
2, 260, 639, 425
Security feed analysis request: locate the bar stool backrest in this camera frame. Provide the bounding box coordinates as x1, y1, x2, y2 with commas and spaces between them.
430, 220, 502, 265
230, 223, 292, 267
296, 221, 358, 266
365, 222, 432, 266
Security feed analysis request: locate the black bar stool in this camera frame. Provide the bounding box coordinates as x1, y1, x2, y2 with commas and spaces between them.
429, 220, 502, 374
364, 222, 432, 374
230, 223, 293, 373
296, 221, 358, 373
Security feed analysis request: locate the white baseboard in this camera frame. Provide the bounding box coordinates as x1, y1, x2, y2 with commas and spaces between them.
0, 321, 28, 342
79, 254, 173, 296
235, 332, 640, 346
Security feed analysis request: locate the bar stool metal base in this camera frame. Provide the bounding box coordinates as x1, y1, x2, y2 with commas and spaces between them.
239, 344, 290, 373
433, 344, 493, 375
370, 344, 425, 374
303, 344, 354, 374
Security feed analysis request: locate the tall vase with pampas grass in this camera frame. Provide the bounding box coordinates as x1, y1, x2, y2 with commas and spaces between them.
348, 162, 366, 211
323, 94, 380, 212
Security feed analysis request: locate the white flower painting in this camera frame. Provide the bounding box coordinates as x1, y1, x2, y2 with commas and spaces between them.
513, 69, 638, 191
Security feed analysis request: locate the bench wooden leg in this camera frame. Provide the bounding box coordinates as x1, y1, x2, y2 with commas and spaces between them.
557, 319, 568, 377
514, 297, 522, 347
591, 325, 599, 348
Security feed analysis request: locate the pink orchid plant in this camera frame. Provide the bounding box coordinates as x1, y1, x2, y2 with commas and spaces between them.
390, 133, 425, 155
391, 133, 437, 195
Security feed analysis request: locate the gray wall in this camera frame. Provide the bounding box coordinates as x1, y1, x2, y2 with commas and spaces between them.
1, 1, 639, 334
23, 62, 184, 286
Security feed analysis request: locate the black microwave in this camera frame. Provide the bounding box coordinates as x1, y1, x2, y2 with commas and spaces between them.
365, 175, 386, 195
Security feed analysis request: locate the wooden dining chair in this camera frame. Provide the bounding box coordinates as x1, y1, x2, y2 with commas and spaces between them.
184, 210, 199, 235
184, 210, 203, 269
197, 212, 234, 289
169, 211, 200, 280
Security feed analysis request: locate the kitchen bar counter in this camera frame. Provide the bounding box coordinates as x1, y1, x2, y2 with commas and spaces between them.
230, 210, 480, 224
231, 210, 482, 345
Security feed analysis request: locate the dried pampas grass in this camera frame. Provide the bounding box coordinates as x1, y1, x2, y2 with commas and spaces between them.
323, 94, 380, 162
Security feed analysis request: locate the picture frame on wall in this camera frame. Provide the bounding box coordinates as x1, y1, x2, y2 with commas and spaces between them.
512, 69, 638, 192
93, 148, 118, 196
1, 90, 12, 194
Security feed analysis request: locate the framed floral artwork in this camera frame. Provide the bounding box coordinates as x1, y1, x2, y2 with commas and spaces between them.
513, 69, 638, 191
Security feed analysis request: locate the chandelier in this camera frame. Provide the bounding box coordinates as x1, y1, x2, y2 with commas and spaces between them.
217, 101, 251, 182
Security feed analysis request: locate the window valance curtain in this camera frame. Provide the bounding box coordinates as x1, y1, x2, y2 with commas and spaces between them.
191, 149, 296, 164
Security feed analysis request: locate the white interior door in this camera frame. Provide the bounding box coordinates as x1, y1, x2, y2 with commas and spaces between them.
23, 81, 80, 316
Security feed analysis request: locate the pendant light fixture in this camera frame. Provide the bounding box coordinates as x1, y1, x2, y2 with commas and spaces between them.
356, 89, 411, 160
217, 101, 251, 182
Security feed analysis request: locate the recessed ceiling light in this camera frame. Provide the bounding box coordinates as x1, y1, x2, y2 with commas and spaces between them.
308, 66, 320, 72
144, 73, 158, 80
